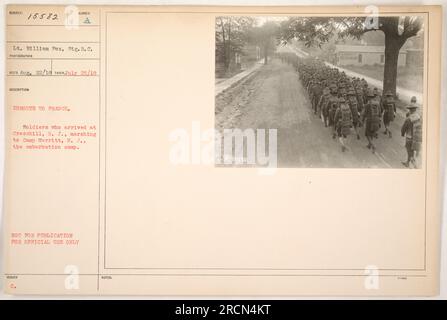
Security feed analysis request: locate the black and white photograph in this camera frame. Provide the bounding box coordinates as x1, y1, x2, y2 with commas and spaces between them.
215, 16, 425, 168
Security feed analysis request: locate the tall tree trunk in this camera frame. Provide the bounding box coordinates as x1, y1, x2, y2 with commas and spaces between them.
227, 18, 232, 71
219, 18, 228, 72
383, 32, 404, 96
263, 43, 268, 65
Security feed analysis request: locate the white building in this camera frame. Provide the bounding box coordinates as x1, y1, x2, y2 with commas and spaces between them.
335, 45, 407, 67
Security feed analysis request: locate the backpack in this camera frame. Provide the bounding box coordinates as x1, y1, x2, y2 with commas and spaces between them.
322, 98, 331, 116
330, 97, 338, 110
370, 100, 380, 120
384, 101, 394, 121
368, 100, 381, 133
340, 104, 352, 126
357, 93, 363, 103
348, 97, 359, 118
328, 97, 338, 115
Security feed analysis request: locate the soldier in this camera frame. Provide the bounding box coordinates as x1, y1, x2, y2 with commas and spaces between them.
362, 89, 382, 153
406, 96, 418, 117
306, 78, 313, 94
347, 88, 361, 140
372, 88, 383, 127
318, 86, 331, 125
311, 80, 323, 115
334, 96, 353, 152
372, 87, 383, 111
325, 84, 340, 135
354, 84, 365, 114
361, 81, 369, 104
401, 97, 422, 168
382, 90, 396, 138
338, 80, 346, 91
338, 87, 347, 100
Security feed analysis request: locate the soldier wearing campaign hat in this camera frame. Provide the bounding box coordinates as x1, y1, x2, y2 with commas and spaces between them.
401, 96, 422, 168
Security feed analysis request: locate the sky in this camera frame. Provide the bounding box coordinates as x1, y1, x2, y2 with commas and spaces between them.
254, 16, 288, 26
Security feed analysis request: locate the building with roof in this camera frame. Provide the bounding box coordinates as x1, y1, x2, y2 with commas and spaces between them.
335, 45, 407, 67
405, 48, 424, 67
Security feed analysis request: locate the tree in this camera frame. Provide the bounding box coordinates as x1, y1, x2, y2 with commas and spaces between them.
249, 21, 280, 65
215, 17, 255, 73
280, 16, 423, 95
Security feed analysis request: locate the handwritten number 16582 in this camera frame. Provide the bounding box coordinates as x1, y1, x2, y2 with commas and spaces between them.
27, 13, 58, 20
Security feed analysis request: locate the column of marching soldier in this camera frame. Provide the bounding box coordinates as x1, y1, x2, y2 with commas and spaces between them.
279, 53, 422, 168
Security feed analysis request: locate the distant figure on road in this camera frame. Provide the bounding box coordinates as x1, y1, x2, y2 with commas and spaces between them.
382, 90, 396, 138
401, 96, 422, 168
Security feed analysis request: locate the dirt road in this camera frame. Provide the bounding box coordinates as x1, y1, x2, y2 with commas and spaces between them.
215, 58, 413, 168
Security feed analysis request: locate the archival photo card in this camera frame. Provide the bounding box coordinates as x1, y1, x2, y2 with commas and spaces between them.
2, 5, 442, 296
